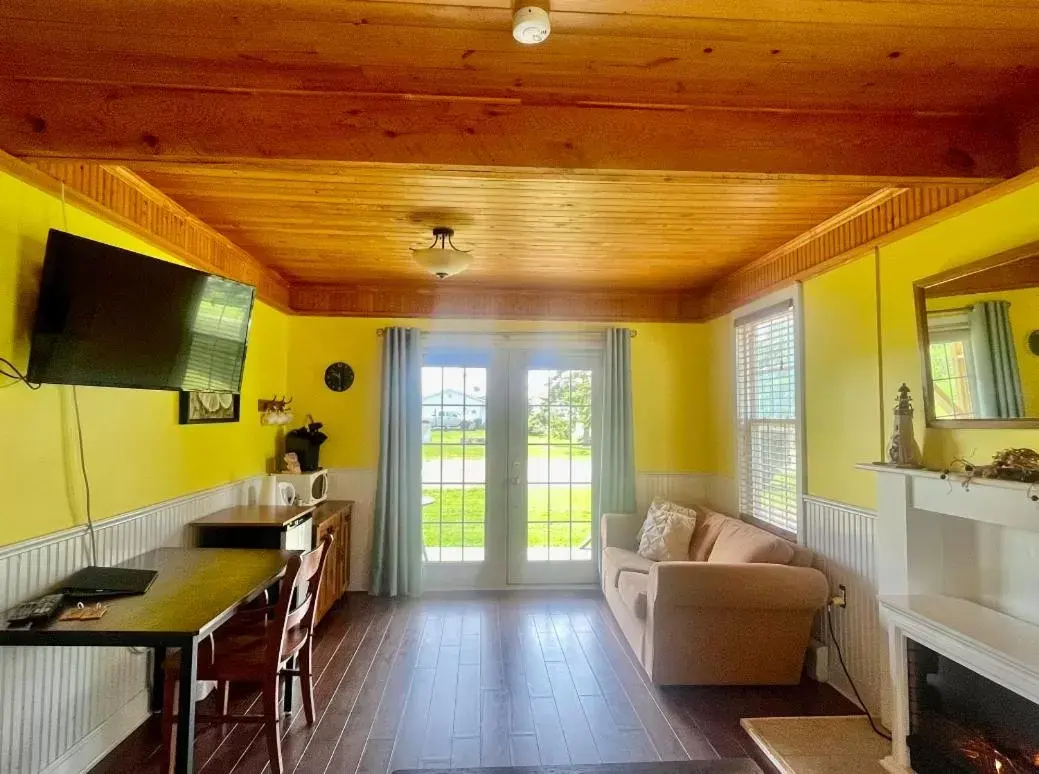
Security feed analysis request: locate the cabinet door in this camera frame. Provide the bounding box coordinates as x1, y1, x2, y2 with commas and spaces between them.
339, 509, 351, 593
315, 515, 340, 624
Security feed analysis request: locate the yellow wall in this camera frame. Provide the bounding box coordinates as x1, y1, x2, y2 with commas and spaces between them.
0, 170, 289, 547
802, 253, 883, 508
877, 181, 1039, 475
705, 314, 735, 478
927, 287, 1039, 416
287, 317, 709, 474
704, 179, 1039, 511
736, 180, 1039, 511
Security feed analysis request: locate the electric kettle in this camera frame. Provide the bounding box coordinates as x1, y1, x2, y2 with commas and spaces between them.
259, 476, 296, 506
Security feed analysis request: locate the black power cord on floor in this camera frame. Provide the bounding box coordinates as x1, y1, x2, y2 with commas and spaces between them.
826, 602, 892, 741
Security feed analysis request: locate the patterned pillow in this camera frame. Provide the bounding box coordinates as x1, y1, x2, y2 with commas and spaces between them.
636, 499, 698, 561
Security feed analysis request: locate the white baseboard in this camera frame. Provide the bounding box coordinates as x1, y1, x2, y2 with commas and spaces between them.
39, 690, 149, 774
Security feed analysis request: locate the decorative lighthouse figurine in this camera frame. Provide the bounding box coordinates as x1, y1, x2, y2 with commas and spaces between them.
887, 383, 922, 468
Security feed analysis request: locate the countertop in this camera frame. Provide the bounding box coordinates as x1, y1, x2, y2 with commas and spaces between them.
191, 505, 315, 529
311, 499, 354, 527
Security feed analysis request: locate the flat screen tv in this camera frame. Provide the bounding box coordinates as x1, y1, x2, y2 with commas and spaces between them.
27, 230, 256, 392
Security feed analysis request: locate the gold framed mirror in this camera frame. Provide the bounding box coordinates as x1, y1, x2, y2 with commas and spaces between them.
914, 241, 1039, 429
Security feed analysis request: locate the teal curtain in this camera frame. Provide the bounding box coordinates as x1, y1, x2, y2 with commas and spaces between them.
370, 327, 423, 597
968, 301, 1024, 419
596, 328, 636, 570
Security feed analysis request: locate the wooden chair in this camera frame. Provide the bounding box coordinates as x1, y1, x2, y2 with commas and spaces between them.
162, 536, 332, 774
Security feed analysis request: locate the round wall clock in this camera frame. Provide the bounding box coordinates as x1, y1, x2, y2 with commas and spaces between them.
324, 362, 355, 392
1029, 330, 1039, 356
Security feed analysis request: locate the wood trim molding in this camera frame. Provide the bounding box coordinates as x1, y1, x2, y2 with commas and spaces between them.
702, 181, 996, 317
0, 152, 292, 311
290, 283, 705, 322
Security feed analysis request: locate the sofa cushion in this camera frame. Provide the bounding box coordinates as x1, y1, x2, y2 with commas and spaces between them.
789, 544, 814, 568
688, 508, 733, 561
707, 518, 796, 565
636, 500, 698, 561
617, 570, 648, 619
603, 546, 655, 589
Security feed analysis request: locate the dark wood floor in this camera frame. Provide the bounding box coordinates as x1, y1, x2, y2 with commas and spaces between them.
92, 591, 859, 774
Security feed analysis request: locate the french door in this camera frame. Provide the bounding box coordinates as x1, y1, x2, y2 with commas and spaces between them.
420, 343, 599, 588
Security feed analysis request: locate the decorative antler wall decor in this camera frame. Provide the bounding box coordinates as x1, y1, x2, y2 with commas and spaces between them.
258, 395, 294, 426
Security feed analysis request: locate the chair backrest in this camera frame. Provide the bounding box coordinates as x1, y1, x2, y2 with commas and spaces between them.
266, 535, 333, 667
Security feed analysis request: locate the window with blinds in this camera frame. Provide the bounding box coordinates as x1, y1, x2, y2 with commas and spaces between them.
735, 301, 799, 536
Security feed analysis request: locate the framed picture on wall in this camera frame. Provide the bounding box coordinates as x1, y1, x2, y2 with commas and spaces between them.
179, 391, 241, 424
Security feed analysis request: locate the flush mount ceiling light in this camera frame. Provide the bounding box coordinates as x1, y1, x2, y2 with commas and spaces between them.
411, 226, 473, 279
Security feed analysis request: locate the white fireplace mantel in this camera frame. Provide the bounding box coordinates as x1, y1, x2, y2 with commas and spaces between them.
861, 463, 1039, 773
856, 464, 1039, 533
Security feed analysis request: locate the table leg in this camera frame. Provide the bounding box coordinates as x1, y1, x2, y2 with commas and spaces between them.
150, 646, 167, 712
174, 638, 198, 774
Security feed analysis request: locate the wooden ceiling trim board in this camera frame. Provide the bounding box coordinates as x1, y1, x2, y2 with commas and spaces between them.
290, 283, 705, 322
702, 181, 994, 316
0, 80, 1017, 178
20, 158, 292, 310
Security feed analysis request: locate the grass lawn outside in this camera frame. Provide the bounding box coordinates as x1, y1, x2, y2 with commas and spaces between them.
422, 484, 592, 549
423, 430, 591, 461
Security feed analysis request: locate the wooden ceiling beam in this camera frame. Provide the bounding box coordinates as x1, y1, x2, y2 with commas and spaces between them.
0, 80, 1017, 179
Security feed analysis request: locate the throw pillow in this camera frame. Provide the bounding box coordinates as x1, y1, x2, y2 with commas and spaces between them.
635, 498, 698, 545
636, 499, 698, 561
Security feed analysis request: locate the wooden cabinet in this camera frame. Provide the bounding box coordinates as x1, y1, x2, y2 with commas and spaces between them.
312, 500, 352, 625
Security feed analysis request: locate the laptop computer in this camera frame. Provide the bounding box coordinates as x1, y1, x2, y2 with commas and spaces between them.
59, 566, 158, 598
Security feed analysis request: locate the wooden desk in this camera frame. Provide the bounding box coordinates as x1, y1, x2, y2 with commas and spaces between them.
0, 548, 293, 774
191, 504, 314, 529
192, 505, 315, 550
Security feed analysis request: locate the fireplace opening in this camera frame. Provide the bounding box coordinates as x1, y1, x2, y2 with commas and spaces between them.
907, 639, 1039, 773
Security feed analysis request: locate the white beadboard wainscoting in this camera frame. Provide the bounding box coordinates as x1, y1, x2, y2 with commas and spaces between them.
327, 469, 712, 593
803, 495, 883, 716
634, 472, 713, 515
326, 468, 378, 592
0, 477, 261, 774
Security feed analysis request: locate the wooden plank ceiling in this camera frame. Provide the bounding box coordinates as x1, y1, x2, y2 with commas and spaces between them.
3, 0, 1038, 318
125, 162, 897, 290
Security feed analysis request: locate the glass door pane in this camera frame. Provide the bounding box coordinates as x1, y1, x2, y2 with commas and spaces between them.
508, 353, 598, 585
525, 369, 594, 562
421, 365, 488, 563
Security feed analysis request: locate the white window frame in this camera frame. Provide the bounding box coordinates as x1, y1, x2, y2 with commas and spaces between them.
926, 311, 979, 420
731, 284, 806, 543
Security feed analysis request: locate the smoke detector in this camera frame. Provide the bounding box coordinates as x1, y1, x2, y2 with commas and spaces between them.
513, 6, 551, 45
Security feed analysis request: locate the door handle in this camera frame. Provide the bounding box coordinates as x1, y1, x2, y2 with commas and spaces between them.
510, 461, 521, 486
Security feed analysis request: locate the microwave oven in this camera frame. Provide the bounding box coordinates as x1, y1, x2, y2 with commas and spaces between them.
275, 469, 328, 506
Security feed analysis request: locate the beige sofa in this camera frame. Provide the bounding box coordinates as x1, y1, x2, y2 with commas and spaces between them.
601, 505, 829, 686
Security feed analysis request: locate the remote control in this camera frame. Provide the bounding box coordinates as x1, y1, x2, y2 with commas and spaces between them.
5, 593, 65, 626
